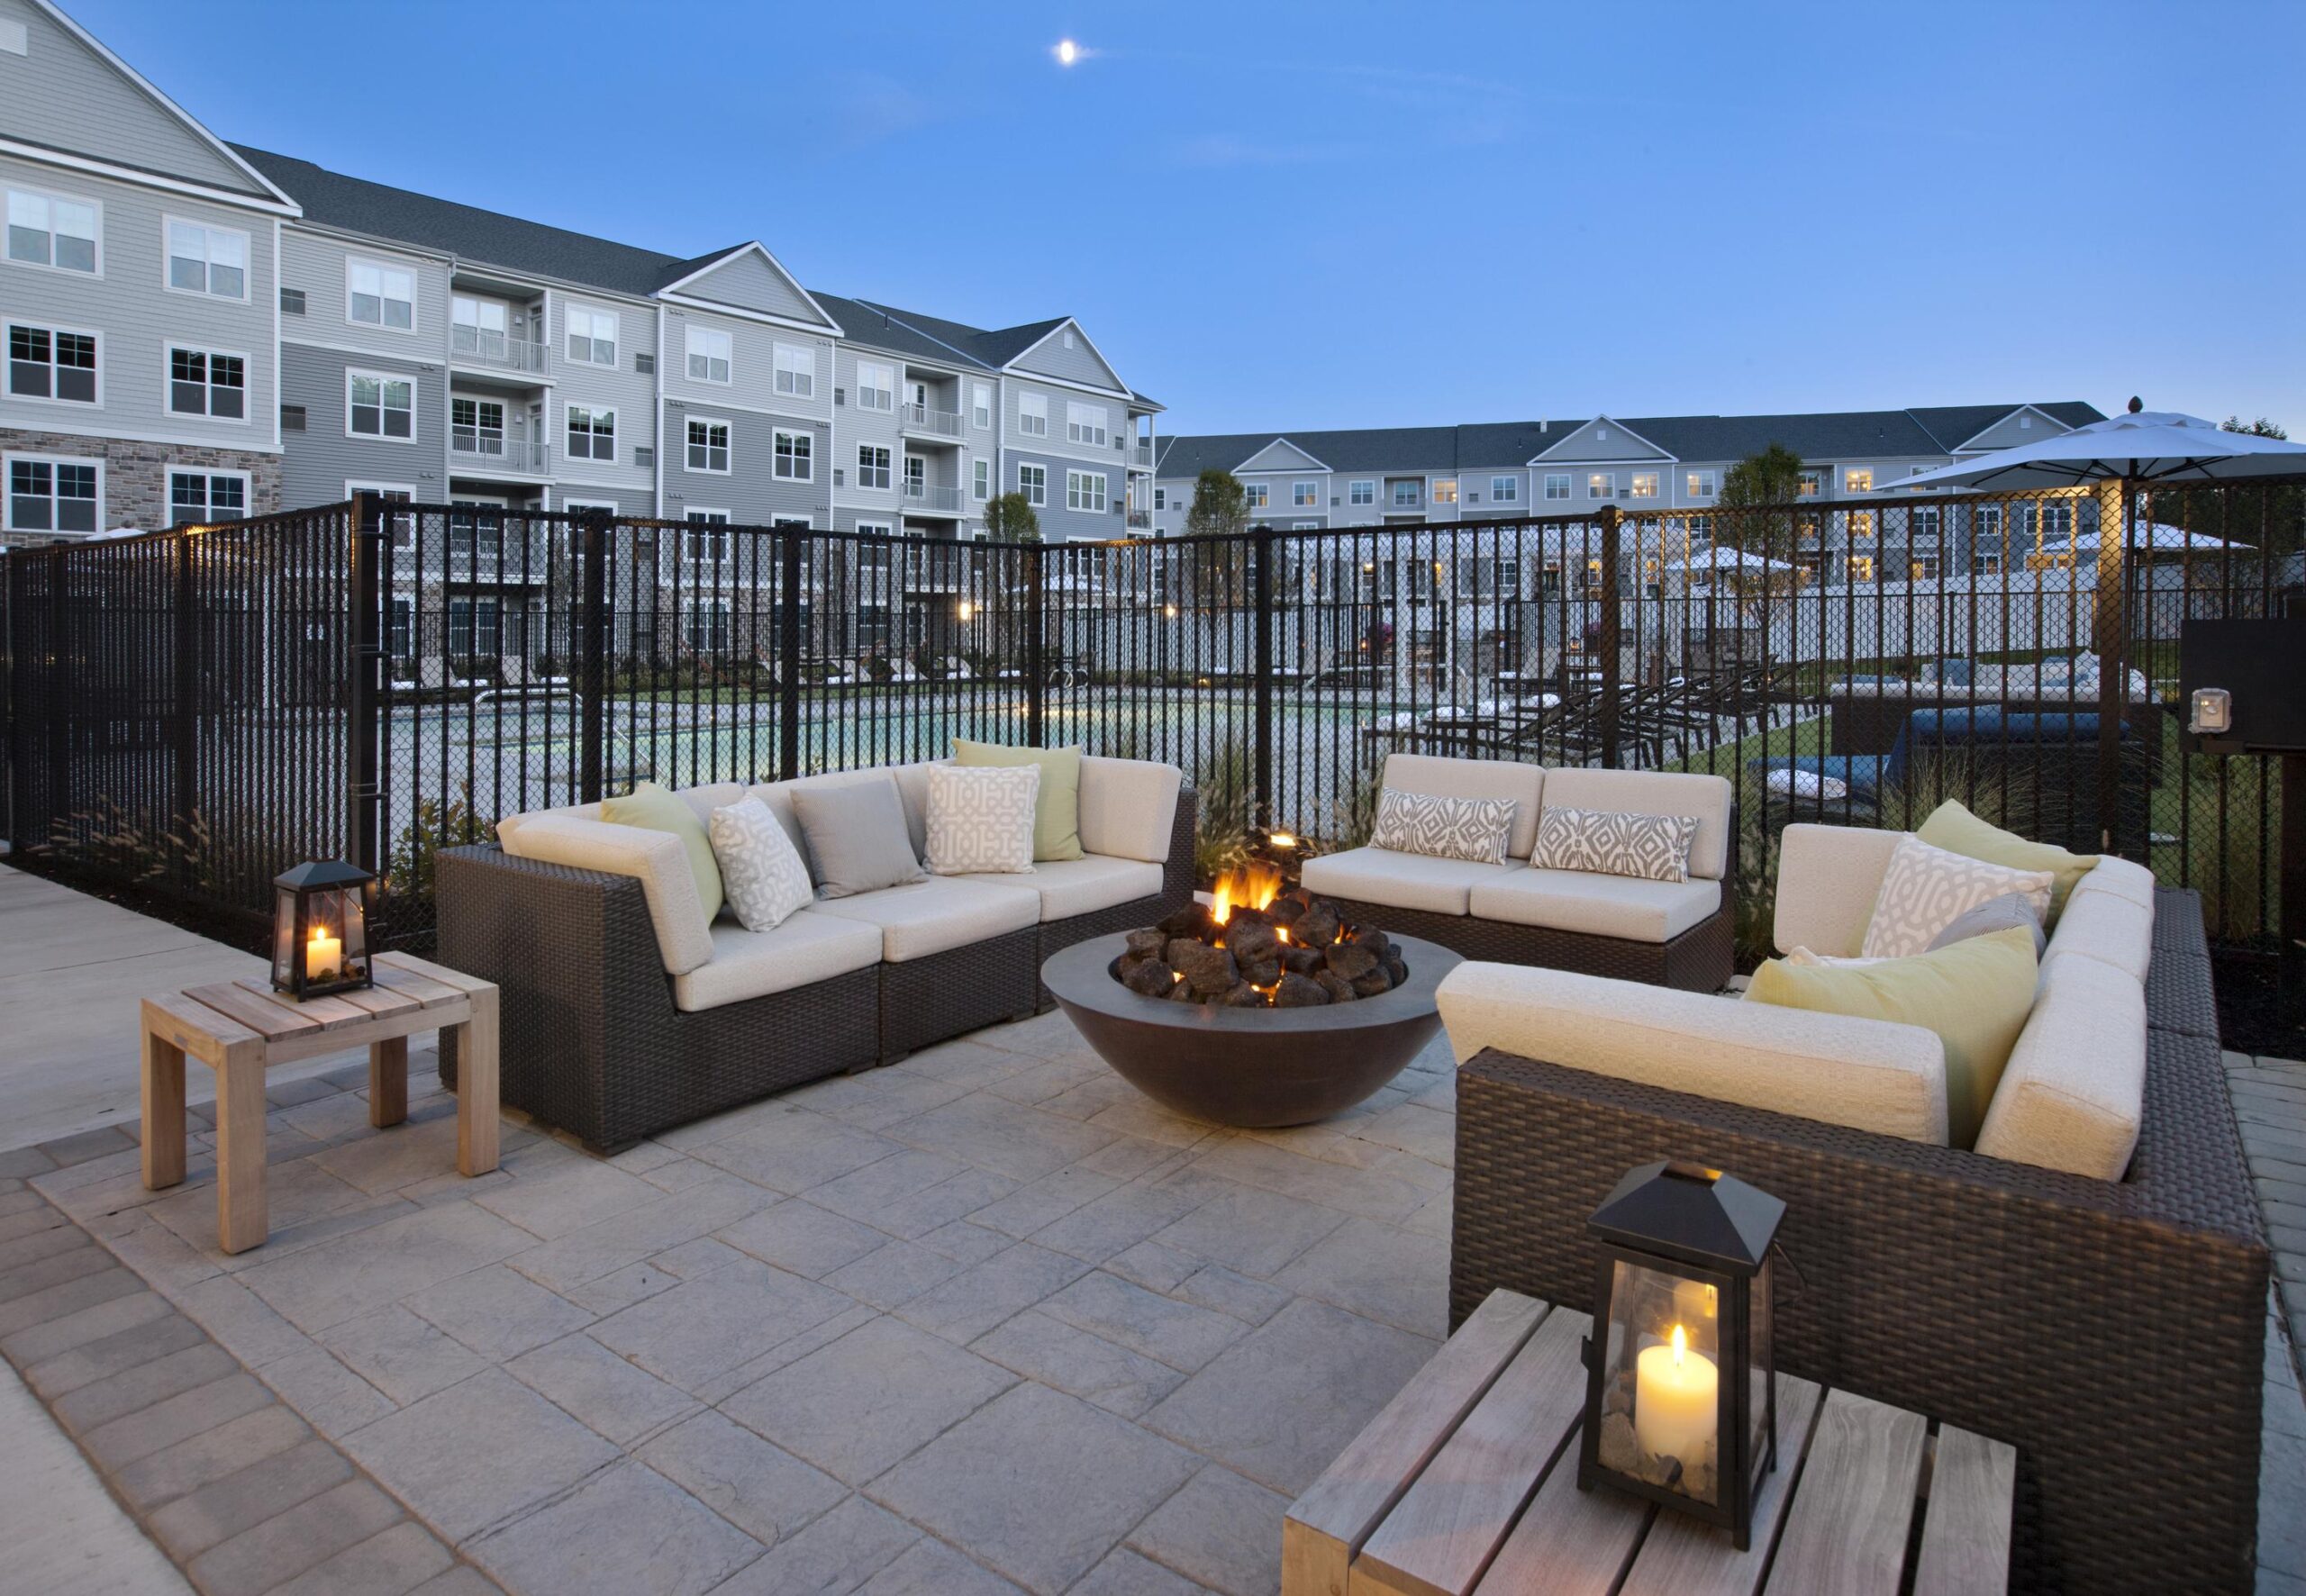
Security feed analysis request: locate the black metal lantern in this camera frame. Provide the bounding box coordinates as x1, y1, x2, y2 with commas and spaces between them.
270, 861, 376, 1000
1576, 1160, 1784, 1547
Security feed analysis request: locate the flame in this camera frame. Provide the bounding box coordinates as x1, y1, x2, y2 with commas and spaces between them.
1670, 1324, 1687, 1366
1274, 925, 1290, 944
1209, 859, 1283, 926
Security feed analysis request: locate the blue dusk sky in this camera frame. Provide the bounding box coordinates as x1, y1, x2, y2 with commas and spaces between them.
71, 0, 2306, 436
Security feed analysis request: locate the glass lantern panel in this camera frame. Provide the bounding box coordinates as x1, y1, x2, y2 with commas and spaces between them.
272, 885, 298, 984
1748, 1254, 1775, 1479
1598, 1257, 1722, 1506
301, 891, 351, 984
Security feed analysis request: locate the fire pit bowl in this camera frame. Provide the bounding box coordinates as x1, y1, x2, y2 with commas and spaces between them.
1040, 931, 1463, 1128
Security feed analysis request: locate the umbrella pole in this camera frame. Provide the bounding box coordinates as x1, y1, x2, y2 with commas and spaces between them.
2092, 476, 2131, 852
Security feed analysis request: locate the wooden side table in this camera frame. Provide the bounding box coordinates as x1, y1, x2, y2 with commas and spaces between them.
140, 951, 499, 1255
1285, 1289, 2016, 1596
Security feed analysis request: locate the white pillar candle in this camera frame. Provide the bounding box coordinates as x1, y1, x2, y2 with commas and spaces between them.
305, 931, 341, 982
1634, 1325, 1718, 1465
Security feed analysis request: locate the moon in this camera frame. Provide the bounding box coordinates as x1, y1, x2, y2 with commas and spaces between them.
1056, 39, 1078, 66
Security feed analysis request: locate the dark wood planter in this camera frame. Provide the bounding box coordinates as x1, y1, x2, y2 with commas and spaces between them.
1041, 931, 1462, 1128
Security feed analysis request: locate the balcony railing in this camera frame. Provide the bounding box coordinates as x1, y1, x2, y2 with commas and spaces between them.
900, 403, 964, 439
1126, 508, 1153, 530
1133, 441, 1154, 467
450, 432, 550, 475
449, 324, 547, 374
901, 480, 964, 512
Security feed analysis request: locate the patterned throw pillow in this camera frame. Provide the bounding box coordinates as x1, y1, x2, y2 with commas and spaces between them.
1858, 835, 2054, 959
1369, 789, 1516, 865
1529, 806, 1699, 883
926, 764, 1041, 875
708, 798, 813, 932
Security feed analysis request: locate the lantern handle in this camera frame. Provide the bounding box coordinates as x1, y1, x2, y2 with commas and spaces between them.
1767, 1239, 1806, 1301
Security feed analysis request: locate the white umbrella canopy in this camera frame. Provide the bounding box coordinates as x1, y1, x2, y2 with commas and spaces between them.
1667, 546, 1792, 573
2041, 520, 2253, 555
1895, 408, 2306, 489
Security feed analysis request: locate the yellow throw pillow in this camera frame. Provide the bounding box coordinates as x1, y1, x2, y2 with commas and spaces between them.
953, 739, 1084, 861
1916, 799, 2096, 922
1746, 925, 2038, 1150
600, 781, 722, 926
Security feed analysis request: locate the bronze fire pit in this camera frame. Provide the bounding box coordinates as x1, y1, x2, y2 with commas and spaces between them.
1040, 931, 1463, 1128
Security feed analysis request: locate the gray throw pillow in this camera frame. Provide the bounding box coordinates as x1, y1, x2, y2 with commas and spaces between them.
1924, 891, 2047, 958
786, 777, 929, 899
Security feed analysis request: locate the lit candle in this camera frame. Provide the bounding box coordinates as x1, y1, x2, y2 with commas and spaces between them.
306, 928, 341, 982
1634, 1324, 1718, 1465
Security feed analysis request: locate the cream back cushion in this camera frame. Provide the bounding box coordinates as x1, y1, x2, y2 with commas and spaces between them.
1379, 754, 1546, 859
498, 814, 714, 975
2041, 885, 2154, 984
1077, 756, 1185, 863
1774, 824, 1906, 957
1542, 767, 1733, 880
1975, 950, 2147, 1180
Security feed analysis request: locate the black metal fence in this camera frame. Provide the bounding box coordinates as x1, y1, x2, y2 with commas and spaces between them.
6, 481, 2300, 963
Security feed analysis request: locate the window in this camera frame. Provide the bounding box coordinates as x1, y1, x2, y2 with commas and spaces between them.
1066, 401, 1108, 447
448, 594, 502, 658
971, 383, 992, 429
1018, 464, 1046, 505
1349, 480, 1375, 505
389, 597, 414, 659
772, 428, 812, 480
1152, 486, 1167, 510
1067, 470, 1108, 512
972, 459, 990, 501
567, 405, 615, 461
1973, 549, 2004, 576
1018, 393, 1048, 436
7, 323, 97, 404
1293, 480, 1318, 507
168, 469, 247, 525
1293, 521, 1318, 530
6, 457, 98, 534
1244, 483, 1269, 509
685, 419, 730, 473
1543, 472, 1571, 500
686, 326, 731, 384
856, 361, 894, 412
348, 258, 415, 330
1796, 470, 1821, 497
685, 601, 730, 654
857, 444, 891, 490
1911, 504, 1943, 541
348, 372, 413, 439
167, 347, 245, 418
451, 396, 504, 454
280, 404, 305, 431
1686, 470, 1717, 497
1848, 555, 1875, 583
1432, 479, 1458, 504
166, 219, 247, 298
280, 287, 305, 315
1391, 481, 1420, 508
1628, 472, 1658, 499
1588, 473, 1615, 500
1843, 467, 1874, 494
774, 342, 813, 397
451, 296, 507, 358
1491, 475, 1519, 503
1847, 510, 1875, 540
6, 188, 98, 274
1911, 556, 1940, 580
683, 511, 730, 563
348, 482, 415, 546
566, 304, 617, 366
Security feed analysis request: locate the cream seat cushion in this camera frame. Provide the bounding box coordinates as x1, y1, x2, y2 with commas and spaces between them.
1975, 949, 2147, 1179
1438, 961, 1948, 1144
1542, 767, 1735, 880
958, 855, 1161, 920
808, 876, 1040, 962
1469, 868, 1720, 943
497, 814, 714, 976
2040, 884, 2154, 984
672, 912, 884, 1012
1298, 848, 1527, 916
1077, 757, 1185, 864
1378, 753, 1546, 859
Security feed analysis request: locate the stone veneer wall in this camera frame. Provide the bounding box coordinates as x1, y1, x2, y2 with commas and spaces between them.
1, 431, 282, 542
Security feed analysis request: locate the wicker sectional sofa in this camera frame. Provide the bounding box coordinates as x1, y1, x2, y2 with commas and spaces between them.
1439, 829, 2265, 1593
1299, 753, 1736, 993
436, 757, 1194, 1149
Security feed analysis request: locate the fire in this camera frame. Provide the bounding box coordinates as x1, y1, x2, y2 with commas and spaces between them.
1208, 859, 1284, 927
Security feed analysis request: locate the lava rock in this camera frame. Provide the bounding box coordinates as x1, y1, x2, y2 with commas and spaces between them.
1297, 902, 1341, 948
1325, 942, 1378, 980
1220, 981, 1266, 1008
1314, 969, 1358, 1003
1273, 972, 1330, 1007
1125, 928, 1168, 957
1351, 966, 1394, 997
1281, 946, 1325, 975
1383, 955, 1409, 988
1228, 924, 1281, 966
1227, 905, 1275, 931
1165, 978, 1202, 1002
1158, 903, 1214, 940
1352, 929, 1392, 959
1240, 959, 1281, 989
1267, 893, 1307, 925
1168, 939, 1238, 996
1122, 958, 1177, 998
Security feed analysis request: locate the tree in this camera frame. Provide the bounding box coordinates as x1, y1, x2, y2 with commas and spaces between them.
1183, 468, 1248, 539
1715, 442, 1809, 630
2222, 415, 2289, 440
983, 492, 1040, 544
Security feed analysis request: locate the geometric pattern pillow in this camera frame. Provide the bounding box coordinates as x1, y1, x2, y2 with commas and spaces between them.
926, 764, 1041, 875
1859, 835, 2054, 959
708, 798, 814, 932
1529, 806, 1699, 883
1369, 788, 1516, 865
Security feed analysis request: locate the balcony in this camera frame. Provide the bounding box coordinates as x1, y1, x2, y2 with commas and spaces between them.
901, 479, 965, 513
1133, 441, 1154, 467
900, 403, 964, 440
449, 324, 547, 375
1127, 508, 1153, 530
450, 431, 551, 476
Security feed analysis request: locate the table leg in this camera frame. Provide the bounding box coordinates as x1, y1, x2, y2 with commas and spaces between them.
369, 1035, 408, 1129
215, 1051, 269, 1255
452, 985, 499, 1177
141, 1024, 186, 1191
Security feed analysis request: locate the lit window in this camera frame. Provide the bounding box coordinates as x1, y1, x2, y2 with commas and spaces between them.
686, 326, 731, 383
349, 258, 415, 329
567, 405, 615, 461
567, 305, 618, 366
1796, 470, 1821, 497
6, 188, 99, 274
1066, 402, 1108, 446
856, 362, 894, 411
1848, 555, 1875, 582
1018, 464, 1046, 505
168, 347, 244, 418
1244, 483, 1269, 509
1844, 467, 1874, 494
349, 373, 413, 439
857, 444, 891, 490
1543, 473, 1571, 500
7, 323, 97, 404
772, 428, 813, 480
1848, 510, 1875, 540
1588, 473, 1615, 500
1067, 470, 1107, 512
1432, 479, 1458, 504
167, 220, 247, 298
1018, 393, 1048, 437
1628, 472, 1658, 499
1294, 480, 1319, 506
168, 469, 247, 525
774, 342, 814, 397
1349, 480, 1375, 505
1491, 475, 1518, 503
6, 457, 99, 533
686, 419, 730, 473
1686, 470, 1716, 497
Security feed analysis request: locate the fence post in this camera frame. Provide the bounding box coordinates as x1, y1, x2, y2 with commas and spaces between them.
172, 535, 197, 848
4, 555, 23, 854
1253, 527, 1276, 829
778, 531, 803, 781
1599, 504, 1622, 768
346, 493, 383, 876
576, 509, 609, 803
1025, 541, 1046, 747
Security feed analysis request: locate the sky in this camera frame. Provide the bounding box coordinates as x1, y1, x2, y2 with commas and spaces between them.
71, 0, 2306, 438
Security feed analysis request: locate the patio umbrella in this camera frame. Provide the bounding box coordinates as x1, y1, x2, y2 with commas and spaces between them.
1893, 406, 2306, 490
1666, 547, 1792, 572
2039, 521, 2254, 556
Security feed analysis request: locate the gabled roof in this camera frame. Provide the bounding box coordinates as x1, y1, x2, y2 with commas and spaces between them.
656, 241, 841, 333
1235, 438, 1330, 474
1908, 402, 2101, 453
1527, 415, 1675, 463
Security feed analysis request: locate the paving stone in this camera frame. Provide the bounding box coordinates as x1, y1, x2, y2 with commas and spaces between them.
266, 1520, 456, 1596
1271, 1216, 1450, 1338
406, 1564, 509, 1596
1144, 1299, 1438, 1496
970, 1011, 1085, 1060
237, 1202, 537, 1333
691, 1301, 880, 1404
321, 1306, 492, 1405
51, 1340, 240, 1435
1151, 1184, 1351, 1280
650, 1236, 749, 1280
0, 1203, 71, 1247
967, 1167, 1123, 1240
1072, 1547, 1214, 1596
638, 1410, 848, 1547
266, 1075, 340, 1109
1105, 1239, 1203, 1294
0, 1219, 88, 1273
0, 1146, 58, 1179
803, 1147, 973, 1225
716, 1199, 894, 1279
690, 1107, 911, 1195
98, 1208, 227, 1292
882, 1093, 1121, 1183
1085, 1096, 1224, 1148
823, 1238, 968, 1310
469, 1156, 670, 1239
1077, 1135, 1206, 1183
1171, 1265, 1294, 1328
1352, 1102, 1456, 1165
913, 1220, 1017, 1266
505, 1173, 776, 1292
867, 1166, 1021, 1238
1033, 1075, 1140, 1123
146, 1435, 354, 1558
507, 1331, 697, 1444
251, 1342, 399, 1434
81, 1370, 273, 1468
562, 1259, 682, 1317
1040, 1270, 1249, 1373
170, 1273, 313, 1368
894, 1037, 1049, 1087
23, 1306, 206, 1401
0, 1261, 141, 1340
970, 1308, 1186, 1419
870, 1382, 1201, 1596
0, 1273, 168, 1365
589, 1255, 852, 1392
856, 1536, 1030, 1594
1030, 1182, 1207, 1265
185, 1476, 404, 1593
348, 1366, 621, 1543
723, 1313, 1016, 1485
894, 1240, 1092, 1345
978, 1054, 1109, 1108
0, 1239, 119, 1304
306, 1116, 470, 1195
113, 1402, 315, 1511
2265, 1425, 2306, 1578
36, 1125, 137, 1167
708, 1492, 919, 1595
471, 1462, 763, 1596
801, 1070, 975, 1132
1126, 1463, 1291, 1596
1169, 1139, 1425, 1224
403, 1262, 594, 1360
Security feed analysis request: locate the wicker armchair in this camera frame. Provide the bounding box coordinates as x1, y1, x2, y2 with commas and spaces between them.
1450, 888, 2265, 1594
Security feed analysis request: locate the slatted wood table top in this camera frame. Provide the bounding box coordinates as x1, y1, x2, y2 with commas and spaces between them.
1283, 1289, 2014, 1596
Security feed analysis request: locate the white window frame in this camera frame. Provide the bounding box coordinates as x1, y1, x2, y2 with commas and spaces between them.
345, 368, 415, 442
348, 480, 419, 546
163, 215, 250, 302
566, 403, 616, 463
1686, 469, 1717, 497
971, 383, 992, 429
1066, 400, 1109, 447
972, 458, 990, 501
1066, 469, 1108, 512
1018, 392, 1049, 437
855, 361, 894, 412
684, 598, 731, 654
683, 510, 731, 565
685, 325, 732, 385
346, 256, 416, 332
685, 418, 731, 475
5, 186, 101, 277
1431, 478, 1458, 504
1843, 467, 1874, 494
1293, 521, 1319, 530
1293, 480, 1318, 507
772, 427, 813, 482
5, 451, 102, 536
6, 320, 102, 407
857, 443, 892, 491
566, 304, 620, 367
164, 343, 250, 422
167, 466, 251, 526
1796, 469, 1822, 496
1152, 486, 1167, 510
1491, 475, 1519, 503
773, 341, 814, 398
1017, 463, 1046, 506
1628, 471, 1659, 500
1543, 472, 1572, 500
1244, 483, 1269, 509
1349, 479, 1375, 505
1587, 473, 1616, 500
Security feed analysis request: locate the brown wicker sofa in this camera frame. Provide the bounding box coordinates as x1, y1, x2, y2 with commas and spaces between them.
1444, 856, 2265, 1592
436, 759, 1194, 1150
1300, 753, 1736, 992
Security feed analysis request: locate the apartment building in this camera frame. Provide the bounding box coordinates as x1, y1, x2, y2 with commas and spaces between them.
1150, 404, 2108, 585
2, 0, 1157, 549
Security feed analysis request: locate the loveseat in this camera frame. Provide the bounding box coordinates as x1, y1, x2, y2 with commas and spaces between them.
1299, 753, 1736, 993
1438, 826, 2265, 1593
435, 756, 1193, 1149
